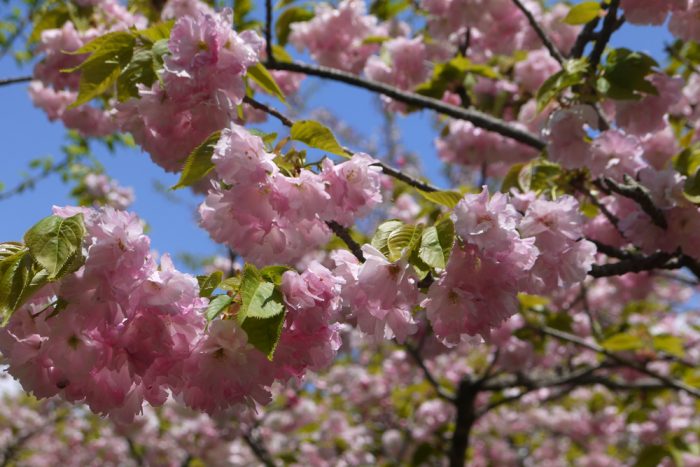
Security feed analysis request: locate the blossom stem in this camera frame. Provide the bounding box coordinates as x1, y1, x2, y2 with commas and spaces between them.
0, 75, 31, 86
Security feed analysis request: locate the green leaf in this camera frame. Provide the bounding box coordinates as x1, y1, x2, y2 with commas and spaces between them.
271, 44, 293, 62
275, 7, 314, 46
371, 220, 404, 257
674, 145, 700, 176
369, 0, 409, 20
237, 265, 286, 358
23, 214, 86, 280
387, 224, 423, 262
601, 333, 644, 352
290, 120, 348, 157
501, 163, 526, 193
418, 190, 463, 208
198, 271, 223, 298
634, 445, 670, 467
241, 300, 286, 359
205, 294, 233, 322
536, 58, 588, 112
653, 334, 685, 358
0, 250, 49, 325
67, 31, 136, 109
598, 48, 658, 100
247, 62, 286, 102
172, 131, 222, 189
563, 2, 601, 25
137, 20, 174, 42
116, 47, 157, 102
684, 170, 700, 204
418, 219, 454, 270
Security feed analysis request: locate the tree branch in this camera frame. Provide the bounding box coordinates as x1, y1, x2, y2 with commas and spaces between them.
264, 0, 274, 63
588, 0, 621, 70
602, 176, 667, 230
327, 221, 365, 262
449, 378, 479, 467
538, 325, 700, 399
511, 0, 564, 64
405, 342, 456, 402
264, 60, 546, 150
242, 431, 277, 467
0, 75, 32, 87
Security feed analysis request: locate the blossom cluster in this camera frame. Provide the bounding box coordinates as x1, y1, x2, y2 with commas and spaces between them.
425, 188, 596, 344
199, 124, 383, 266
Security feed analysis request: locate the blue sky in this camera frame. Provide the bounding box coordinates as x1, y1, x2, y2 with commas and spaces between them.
0, 1, 673, 272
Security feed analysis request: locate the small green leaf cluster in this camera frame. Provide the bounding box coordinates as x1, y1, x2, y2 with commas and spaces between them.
0, 214, 86, 324
199, 264, 290, 360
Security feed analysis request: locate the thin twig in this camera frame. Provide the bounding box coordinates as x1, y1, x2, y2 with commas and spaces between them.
511, 0, 564, 64
264, 60, 546, 150
264, 0, 274, 63
405, 343, 456, 402
0, 75, 32, 87
538, 326, 700, 399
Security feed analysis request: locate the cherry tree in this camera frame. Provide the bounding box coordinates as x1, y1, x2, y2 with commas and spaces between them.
1, 0, 700, 465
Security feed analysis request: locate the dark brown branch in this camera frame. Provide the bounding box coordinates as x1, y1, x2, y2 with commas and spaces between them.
570, 16, 600, 58
588, 0, 621, 70
602, 176, 667, 229
243, 96, 294, 127
449, 378, 479, 467
242, 431, 277, 467
264, 0, 274, 63
327, 221, 365, 262
511, 0, 564, 64
405, 343, 456, 402
589, 250, 678, 277
538, 326, 700, 399
0, 75, 32, 87
264, 60, 546, 150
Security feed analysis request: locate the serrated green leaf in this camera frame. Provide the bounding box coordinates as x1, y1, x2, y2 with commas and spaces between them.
271, 44, 293, 62
387, 224, 423, 262
601, 333, 644, 352
23, 214, 86, 280
275, 7, 314, 46
241, 291, 286, 359
198, 271, 223, 298
0, 250, 49, 325
290, 120, 348, 157
684, 170, 700, 204
205, 294, 233, 322
371, 220, 404, 257
237, 264, 286, 358
172, 131, 221, 189
563, 2, 601, 25
418, 190, 463, 208
67, 31, 136, 109
247, 62, 286, 102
